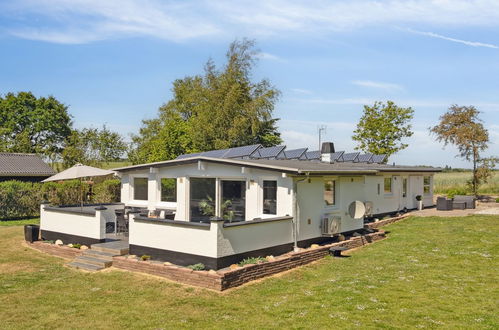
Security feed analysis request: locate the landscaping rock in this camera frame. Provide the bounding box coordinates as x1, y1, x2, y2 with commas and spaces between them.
127, 255, 137, 259
55, 239, 63, 246
310, 244, 320, 249
68, 244, 73, 248
80, 245, 88, 250
208, 269, 217, 275
337, 234, 345, 242
163, 261, 172, 266
229, 264, 240, 270
352, 232, 362, 237
265, 255, 275, 261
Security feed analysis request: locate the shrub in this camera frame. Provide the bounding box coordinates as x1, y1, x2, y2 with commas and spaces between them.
72, 243, 81, 249
0, 179, 121, 220
238, 257, 267, 266
187, 263, 205, 271
140, 255, 151, 261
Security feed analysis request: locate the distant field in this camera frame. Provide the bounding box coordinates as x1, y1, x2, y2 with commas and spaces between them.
434, 171, 499, 195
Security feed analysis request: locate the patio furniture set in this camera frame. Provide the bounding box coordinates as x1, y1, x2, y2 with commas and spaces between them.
436, 195, 476, 211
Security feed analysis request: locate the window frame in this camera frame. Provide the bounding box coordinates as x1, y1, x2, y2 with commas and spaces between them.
324, 179, 337, 208
132, 176, 149, 202
262, 179, 278, 216
384, 176, 393, 194
159, 177, 177, 204
423, 176, 431, 195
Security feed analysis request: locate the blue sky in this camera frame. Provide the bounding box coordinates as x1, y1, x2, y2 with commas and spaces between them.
0, 0, 498, 168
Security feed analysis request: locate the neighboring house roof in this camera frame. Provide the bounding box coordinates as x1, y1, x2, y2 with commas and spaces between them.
0, 153, 56, 177
114, 156, 441, 175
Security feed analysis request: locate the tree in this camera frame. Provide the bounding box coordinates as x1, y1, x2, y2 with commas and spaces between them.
352, 101, 414, 159
62, 125, 127, 168
0, 91, 72, 161
430, 105, 491, 196
130, 39, 282, 164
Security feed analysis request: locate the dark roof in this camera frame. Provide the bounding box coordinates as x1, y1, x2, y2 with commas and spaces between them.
0, 153, 56, 177
114, 156, 441, 174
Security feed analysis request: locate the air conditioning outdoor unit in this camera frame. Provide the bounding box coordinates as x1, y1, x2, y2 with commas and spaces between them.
322, 216, 341, 236
364, 201, 374, 217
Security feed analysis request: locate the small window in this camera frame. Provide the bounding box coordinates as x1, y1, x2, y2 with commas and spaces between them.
263, 180, 277, 215
402, 178, 408, 198
384, 177, 392, 193
134, 178, 148, 200
160, 178, 176, 202
324, 180, 336, 206
423, 176, 431, 194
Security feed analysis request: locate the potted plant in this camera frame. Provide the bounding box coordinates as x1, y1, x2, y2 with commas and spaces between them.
415, 195, 423, 210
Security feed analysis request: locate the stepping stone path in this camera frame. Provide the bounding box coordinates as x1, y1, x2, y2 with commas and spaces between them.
68, 240, 129, 272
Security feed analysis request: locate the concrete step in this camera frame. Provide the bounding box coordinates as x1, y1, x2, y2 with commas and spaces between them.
91, 241, 129, 256
75, 255, 113, 268
67, 261, 104, 272
83, 249, 115, 261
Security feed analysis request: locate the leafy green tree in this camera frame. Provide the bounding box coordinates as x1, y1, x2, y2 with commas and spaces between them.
62, 125, 127, 167
352, 101, 414, 160
0, 91, 72, 161
130, 39, 282, 164
430, 105, 492, 196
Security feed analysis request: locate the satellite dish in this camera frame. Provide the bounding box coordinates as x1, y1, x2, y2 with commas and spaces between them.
348, 201, 366, 219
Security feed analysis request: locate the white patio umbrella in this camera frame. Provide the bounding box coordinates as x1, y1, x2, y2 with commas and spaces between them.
42, 164, 115, 208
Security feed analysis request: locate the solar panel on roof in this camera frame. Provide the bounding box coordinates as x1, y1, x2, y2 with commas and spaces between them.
305, 150, 321, 160
254, 145, 286, 159
224, 144, 261, 158
339, 152, 360, 162
371, 154, 387, 164
329, 151, 344, 162
283, 148, 308, 159
357, 153, 373, 163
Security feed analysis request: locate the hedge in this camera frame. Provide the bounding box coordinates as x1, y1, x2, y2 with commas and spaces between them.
0, 179, 121, 220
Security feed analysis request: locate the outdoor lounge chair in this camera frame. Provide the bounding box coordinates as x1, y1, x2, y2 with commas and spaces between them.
436, 197, 453, 211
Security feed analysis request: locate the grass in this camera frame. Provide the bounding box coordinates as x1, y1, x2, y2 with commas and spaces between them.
0, 218, 39, 226
1, 215, 498, 329
434, 171, 499, 195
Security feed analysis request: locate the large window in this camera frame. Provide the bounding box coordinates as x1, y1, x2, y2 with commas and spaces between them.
160, 178, 176, 202
324, 180, 336, 206
190, 178, 216, 222
423, 176, 431, 194
384, 177, 392, 193
263, 180, 277, 215
221, 180, 246, 222
133, 178, 148, 201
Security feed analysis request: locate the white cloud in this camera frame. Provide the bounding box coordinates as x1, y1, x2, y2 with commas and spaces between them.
352, 80, 404, 91
3, 0, 499, 44
405, 28, 498, 49
255, 52, 282, 61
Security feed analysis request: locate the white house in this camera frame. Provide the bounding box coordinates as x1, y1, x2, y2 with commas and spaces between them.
40, 143, 439, 269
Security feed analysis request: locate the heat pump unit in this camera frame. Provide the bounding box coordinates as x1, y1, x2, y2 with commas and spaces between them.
364, 201, 374, 217
322, 216, 341, 236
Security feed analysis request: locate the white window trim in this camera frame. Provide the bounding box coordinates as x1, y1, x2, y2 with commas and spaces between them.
383, 176, 394, 196
129, 175, 149, 205
323, 178, 339, 211
260, 177, 279, 218
423, 175, 432, 196
156, 176, 178, 208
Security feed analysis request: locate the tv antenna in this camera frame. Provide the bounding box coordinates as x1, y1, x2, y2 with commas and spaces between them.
318, 125, 327, 150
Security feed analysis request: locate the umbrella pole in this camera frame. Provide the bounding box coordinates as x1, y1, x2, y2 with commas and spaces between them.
80, 178, 83, 211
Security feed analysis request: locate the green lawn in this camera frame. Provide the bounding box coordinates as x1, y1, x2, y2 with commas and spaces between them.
0, 218, 39, 226
1, 215, 498, 329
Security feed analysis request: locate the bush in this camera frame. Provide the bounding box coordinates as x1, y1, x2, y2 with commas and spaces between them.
187, 263, 205, 271
0, 179, 121, 220
140, 255, 151, 261
238, 257, 267, 266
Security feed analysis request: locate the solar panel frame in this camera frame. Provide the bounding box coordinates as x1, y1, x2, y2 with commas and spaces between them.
357, 153, 373, 163
224, 144, 261, 158
283, 148, 308, 159
305, 150, 321, 160
339, 152, 360, 162
371, 154, 387, 164
254, 145, 286, 159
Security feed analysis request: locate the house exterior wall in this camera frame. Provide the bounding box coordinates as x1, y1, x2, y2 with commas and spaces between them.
120, 162, 294, 221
